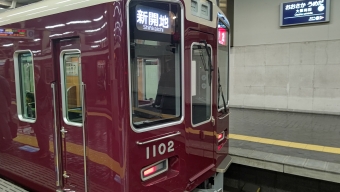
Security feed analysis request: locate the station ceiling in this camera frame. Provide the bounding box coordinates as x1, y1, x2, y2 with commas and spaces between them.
219, 0, 227, 15
0, 0, 40, 9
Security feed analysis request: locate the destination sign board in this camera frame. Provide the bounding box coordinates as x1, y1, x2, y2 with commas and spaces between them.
0, 28, 34, 38
136, 5, 173, 34
280, 0, 330, 26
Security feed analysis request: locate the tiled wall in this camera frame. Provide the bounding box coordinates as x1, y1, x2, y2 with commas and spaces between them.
229, 40, 340, 114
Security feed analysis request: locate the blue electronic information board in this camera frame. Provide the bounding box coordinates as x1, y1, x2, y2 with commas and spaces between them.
280, 0, 330, 26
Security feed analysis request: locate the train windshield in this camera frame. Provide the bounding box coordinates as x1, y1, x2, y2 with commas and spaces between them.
129, 1, 182, 129
217, 20, 229, 112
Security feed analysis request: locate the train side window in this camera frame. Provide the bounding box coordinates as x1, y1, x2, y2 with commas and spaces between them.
14, 51, 37, 123
191, 43, 212, 126
60, 50, 83, 126
217, 20, 229, 111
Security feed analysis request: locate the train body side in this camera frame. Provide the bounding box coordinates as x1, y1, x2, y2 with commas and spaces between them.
0, 0, 230, 191
0, 2, 127, 191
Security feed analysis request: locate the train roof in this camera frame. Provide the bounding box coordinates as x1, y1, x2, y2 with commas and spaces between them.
0, 0, 227, 29
0, 0, 114, 26
216, 7, 230, 29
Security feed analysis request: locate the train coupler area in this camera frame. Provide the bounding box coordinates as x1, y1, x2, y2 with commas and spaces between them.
193, 189, 223, 192
194, 172, 224, 192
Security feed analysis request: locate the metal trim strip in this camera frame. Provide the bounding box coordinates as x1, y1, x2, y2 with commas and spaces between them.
81, 83, 88, 192
136, 131, 181, 145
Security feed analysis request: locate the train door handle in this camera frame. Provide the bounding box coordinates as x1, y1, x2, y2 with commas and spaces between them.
51, 83, 63, 188
61, 127, 68, 139
63, 171, 70, 179
211, 116, 215, 126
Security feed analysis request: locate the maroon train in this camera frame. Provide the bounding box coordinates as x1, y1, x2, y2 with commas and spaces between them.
0, 0, 231, 191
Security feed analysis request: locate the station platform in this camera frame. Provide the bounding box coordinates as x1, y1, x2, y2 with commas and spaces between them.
228, 108, 340, 184
0, 178, 27, 192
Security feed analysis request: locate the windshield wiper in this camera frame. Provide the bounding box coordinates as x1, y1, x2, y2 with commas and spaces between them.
198, 40, 214, 85
218, 68, 228, 114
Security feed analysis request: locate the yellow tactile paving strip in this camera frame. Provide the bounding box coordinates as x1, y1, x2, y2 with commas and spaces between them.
230, 134, 340, 155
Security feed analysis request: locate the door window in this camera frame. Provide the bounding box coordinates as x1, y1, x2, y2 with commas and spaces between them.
191, 43, 212, 126
14, 51, 36, 122
60, 50, 83, 126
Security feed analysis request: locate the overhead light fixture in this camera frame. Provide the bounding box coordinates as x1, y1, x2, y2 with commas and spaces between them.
56, 0, 72, 4
65, 0, 90, 7
7, 6, 48, 17
0, 1, 11, 8
27, 8, 59, 16
0, 19, 10, 23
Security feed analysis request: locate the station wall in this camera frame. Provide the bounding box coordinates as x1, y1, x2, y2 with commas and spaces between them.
229, 0, 340, 114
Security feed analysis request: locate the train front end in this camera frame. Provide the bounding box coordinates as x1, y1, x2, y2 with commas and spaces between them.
0, 0, 231, 191
124, 0, 231, 191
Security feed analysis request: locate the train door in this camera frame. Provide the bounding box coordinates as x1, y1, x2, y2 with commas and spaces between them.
52, 38, 86, 191
187, 31, 216, 181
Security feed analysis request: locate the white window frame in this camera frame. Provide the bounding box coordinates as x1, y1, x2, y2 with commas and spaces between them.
14, 50, 37, 123
127, 0, 185, 133
60, 49, 83, 127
